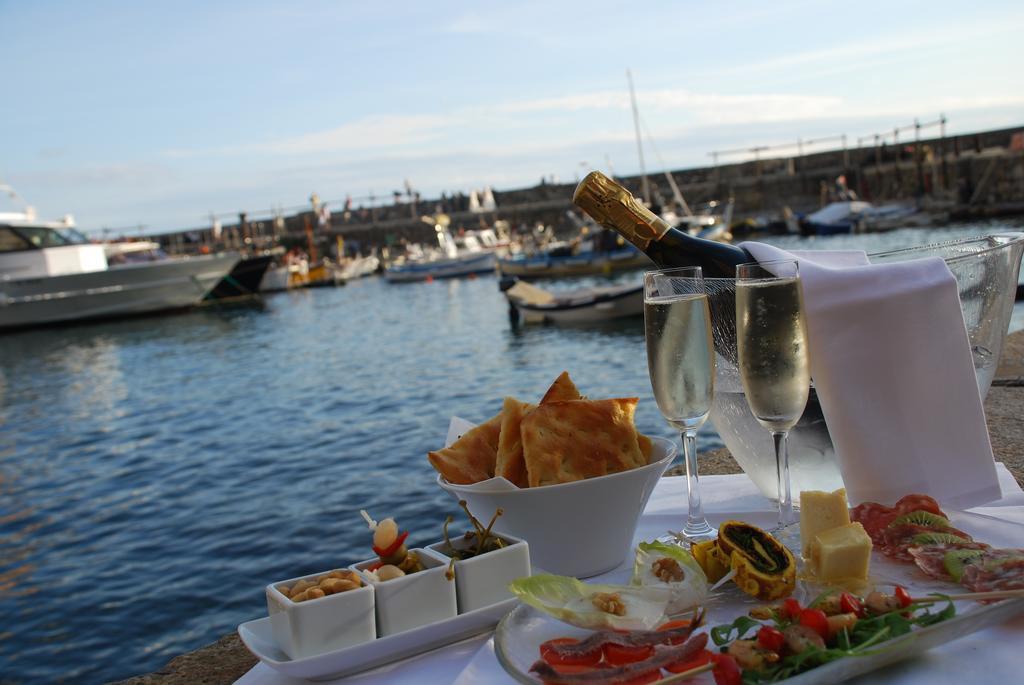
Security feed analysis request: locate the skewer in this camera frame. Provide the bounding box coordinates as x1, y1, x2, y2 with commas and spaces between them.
652, 662, 714, 684
913, 589, 1024, 603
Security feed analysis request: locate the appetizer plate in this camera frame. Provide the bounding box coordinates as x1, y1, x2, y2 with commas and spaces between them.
239, 597, 518, 681
494, 596, 1024, 685
494, 508, 1024, 684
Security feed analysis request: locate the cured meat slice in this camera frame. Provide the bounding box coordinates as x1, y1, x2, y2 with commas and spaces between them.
907, 542, 990, 580
851, 494, 952, 550
877, 523, 972, 561
850, 503, 899, 544
960, 550, 1024, 593
894, 494, 946, 518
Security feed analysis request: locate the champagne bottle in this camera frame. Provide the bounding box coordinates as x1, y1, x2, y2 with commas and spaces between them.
573, 171, 751, 276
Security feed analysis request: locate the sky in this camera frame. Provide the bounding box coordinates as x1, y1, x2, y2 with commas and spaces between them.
2, 0, 1023, 234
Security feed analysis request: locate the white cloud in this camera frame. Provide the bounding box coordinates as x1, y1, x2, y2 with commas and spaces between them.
444, 12, 491, 34
165, 113, 459, 158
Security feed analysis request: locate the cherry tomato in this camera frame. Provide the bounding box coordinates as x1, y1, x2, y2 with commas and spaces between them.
656, 619, 693, 645
757, 625, 786, 652
539, 638, 602, 667
618, 671, 662, 685
664, 648, 713, 674
603, 642, 654, 665
371, 530, 409, 558
894, 585, 913, 608
711, 653, 742, 685
782, 597, 803, 621
840, 592, 865, 617
799, 608, 830, 640
539, 662, 603, 684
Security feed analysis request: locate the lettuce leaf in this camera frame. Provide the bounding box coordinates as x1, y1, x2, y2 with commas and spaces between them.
630, 540, 709, 614
507, 574, 671, 630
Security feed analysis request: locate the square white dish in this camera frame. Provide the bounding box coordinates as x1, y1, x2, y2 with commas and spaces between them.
353, 548, 457, 637
266, 570, 375, 660
426, 533, 531, 613
239, 597, 518, 681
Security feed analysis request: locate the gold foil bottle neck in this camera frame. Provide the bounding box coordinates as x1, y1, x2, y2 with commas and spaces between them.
572, 171, 671, 250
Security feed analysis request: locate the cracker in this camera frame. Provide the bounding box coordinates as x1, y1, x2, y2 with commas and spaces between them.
495, 397, 534, 488
427, 410, 503, 484
521, 398, 646, 487
540, 371, 582, 404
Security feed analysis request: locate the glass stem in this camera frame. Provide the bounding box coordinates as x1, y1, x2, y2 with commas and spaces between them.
772, 430, 793, 528
683, 429, 706, 529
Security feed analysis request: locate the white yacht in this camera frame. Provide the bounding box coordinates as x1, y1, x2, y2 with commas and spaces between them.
384, 226, 497, 283
0, 210, 238, 330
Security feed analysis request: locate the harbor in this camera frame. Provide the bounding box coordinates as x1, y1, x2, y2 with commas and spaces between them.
5, 3, 1024, 683
1, 224, 1022, 683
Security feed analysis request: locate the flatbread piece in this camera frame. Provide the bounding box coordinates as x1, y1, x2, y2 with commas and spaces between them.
495, 397, 534, 487
427, 410, 503, 484
521, 398, 646, 487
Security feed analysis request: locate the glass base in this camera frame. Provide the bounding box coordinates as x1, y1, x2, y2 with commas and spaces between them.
768, 521, 801, 555
660, 519, 717, 546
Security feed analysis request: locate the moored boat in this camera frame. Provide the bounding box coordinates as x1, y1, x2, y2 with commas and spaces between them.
204, 254, 274, 301
497, 245, 651, 279
385, 251, 495, 282
502, 277, 643, 325
385, 227, 497, 283
0, 212, 238, 330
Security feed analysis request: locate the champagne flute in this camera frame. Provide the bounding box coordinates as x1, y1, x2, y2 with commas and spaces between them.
735, 260, 810, 544
644, 266, 716, 542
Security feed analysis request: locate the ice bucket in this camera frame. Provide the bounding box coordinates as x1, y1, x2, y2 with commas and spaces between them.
706, 232, 1024, 500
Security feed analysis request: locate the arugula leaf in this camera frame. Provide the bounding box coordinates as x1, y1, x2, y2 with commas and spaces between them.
710, 615, 762, 646
709, 595, 958, 683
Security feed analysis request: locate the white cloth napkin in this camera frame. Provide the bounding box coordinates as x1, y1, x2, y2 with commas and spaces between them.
739, 242, 999, 509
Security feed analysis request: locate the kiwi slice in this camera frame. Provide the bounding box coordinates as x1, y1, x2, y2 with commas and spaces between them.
889, 511, 951, 529
909, 532, 969, 546
944, 549, 985, 582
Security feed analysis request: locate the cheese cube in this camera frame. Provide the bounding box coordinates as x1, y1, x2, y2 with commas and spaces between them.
808, 522, 872, 582
799, 488, 851, 556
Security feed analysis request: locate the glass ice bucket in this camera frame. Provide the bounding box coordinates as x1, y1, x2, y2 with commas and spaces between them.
707, 232, 1024, 500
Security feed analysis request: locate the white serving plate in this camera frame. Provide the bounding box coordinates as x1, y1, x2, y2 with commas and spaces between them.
494, 508, 1024, 684
238, 597, 518, 682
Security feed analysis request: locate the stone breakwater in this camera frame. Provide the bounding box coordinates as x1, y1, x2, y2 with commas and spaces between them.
149, 125, 1024, 254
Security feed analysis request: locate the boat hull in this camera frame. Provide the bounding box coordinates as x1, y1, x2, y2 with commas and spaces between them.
384, 252, 495, 283
0, 253, 239, 330
509, 284, 643, 324
497, 249, 651, 278
204, 255, 273, 301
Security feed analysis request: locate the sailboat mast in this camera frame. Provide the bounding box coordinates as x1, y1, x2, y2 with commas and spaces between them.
626, 69, 651, 205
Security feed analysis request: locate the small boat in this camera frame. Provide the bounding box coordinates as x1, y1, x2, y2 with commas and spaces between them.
336, 255, 380, 281
497, 245, 651, 279
502, 278, 643, 325
0, 211, 238, 330
801, 201, 872, 235
385, 251, 495, 282
204, 254, 274, 301
802, 201, 932, 235
385, 228, 497, 283
259, 263, 290, 293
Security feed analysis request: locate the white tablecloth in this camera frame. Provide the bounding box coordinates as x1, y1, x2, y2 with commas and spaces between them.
236, 464, 1024, 685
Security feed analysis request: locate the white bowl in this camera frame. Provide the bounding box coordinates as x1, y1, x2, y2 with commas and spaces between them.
436, 436, 676, 578
352, 549, 457, 637
266, 570, 376, 660
425, 534, 531, 613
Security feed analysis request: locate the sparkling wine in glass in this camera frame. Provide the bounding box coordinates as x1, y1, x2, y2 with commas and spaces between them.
644, 266, 716, 542
735, 259, 810, 543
